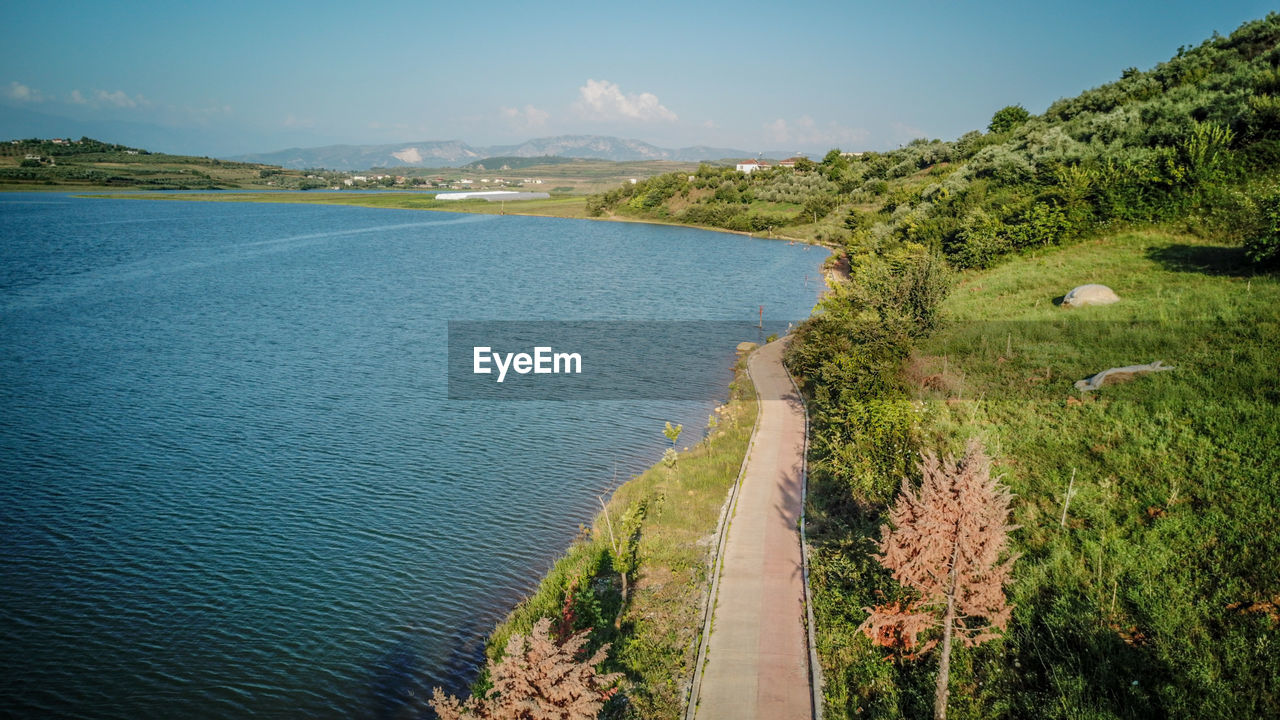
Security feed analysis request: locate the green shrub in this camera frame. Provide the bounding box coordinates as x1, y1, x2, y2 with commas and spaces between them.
1244, 186, 1280, 266
946, 209, 1010, 268
988, 104, 1032, 133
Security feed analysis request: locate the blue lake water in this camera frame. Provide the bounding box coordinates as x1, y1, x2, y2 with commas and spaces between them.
0, 194, 826, 718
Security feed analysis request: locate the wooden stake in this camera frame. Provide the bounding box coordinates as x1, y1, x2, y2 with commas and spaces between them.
598, 496, 618, 557
1059, 468, 1077, 528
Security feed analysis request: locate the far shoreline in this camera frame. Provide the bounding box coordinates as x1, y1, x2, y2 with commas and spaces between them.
45, 187, 837, 251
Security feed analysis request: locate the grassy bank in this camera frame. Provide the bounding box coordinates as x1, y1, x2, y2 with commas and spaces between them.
87, 191, 592, 219
476, 351, 760, 719
793, 231, 1279, 718
86, 191, 842, 247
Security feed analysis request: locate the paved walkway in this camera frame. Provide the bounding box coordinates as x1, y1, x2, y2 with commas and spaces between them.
693, 339, 812, 720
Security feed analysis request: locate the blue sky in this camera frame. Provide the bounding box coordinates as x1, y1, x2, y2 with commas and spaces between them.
1, 0, 1273, 156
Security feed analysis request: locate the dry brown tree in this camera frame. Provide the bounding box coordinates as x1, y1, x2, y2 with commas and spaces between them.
858, 439, 1018, 720
430, 617, 621, 720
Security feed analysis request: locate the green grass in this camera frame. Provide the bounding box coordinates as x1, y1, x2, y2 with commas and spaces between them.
480, 353, 760, 719
811, 231, 1280, 718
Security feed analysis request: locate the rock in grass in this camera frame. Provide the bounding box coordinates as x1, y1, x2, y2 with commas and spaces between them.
1062, 284, 1120, 308
1074, 361, 1175, 392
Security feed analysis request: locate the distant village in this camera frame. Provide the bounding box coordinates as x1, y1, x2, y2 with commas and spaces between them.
332, 174, 545, 191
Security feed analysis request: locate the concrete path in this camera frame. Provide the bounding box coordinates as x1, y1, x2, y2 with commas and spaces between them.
692, 339, 812, 720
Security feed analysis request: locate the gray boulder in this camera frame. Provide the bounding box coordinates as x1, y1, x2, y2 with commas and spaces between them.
1062, 284, 1120, 308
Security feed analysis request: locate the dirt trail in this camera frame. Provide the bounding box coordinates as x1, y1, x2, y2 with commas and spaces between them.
691, 339, 813, 720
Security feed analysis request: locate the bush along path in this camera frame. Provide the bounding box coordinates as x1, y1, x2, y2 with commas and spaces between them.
690, 339, 816, 719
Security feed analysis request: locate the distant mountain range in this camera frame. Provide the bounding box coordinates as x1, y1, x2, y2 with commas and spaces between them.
228, 135, 770, 170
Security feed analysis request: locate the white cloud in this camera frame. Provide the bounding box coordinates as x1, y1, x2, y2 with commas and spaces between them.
500, 104, 550, 129
7, 81, 43, 102
63, 87, 150, 109
95, 89, 143, 108
764, 116, 868, 148
574, 79, 676, 122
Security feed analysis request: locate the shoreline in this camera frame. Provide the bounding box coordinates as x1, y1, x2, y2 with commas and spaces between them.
53, 188, 837, 250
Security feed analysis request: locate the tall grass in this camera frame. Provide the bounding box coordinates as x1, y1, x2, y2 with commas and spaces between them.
800, 231, 1279, 718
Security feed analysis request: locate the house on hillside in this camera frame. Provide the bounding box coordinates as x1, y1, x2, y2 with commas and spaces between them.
736, 159, 771, 174
778, 156, 807, 168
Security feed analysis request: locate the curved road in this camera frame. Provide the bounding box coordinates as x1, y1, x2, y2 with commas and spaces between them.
692, 339, 813, 719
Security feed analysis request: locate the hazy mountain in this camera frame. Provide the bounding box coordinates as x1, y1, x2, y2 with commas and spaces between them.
228, 135, 758, 170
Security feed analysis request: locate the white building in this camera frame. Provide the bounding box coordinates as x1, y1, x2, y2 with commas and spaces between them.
736, 159, 770, 174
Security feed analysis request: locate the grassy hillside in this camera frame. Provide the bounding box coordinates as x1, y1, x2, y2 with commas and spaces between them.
0, 137, 335, 190
793, 232, 1278, 718
776, 14, 1280, 719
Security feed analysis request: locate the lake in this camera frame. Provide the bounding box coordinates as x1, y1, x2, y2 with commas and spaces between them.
0, 194, 825, 718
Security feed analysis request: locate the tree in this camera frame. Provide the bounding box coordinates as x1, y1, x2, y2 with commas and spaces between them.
663, 421, 682, 447
858, 439, 1018, 720
598, 497, 647, 626
988, 104, 1031, 134
430, 618, 621, 720
844, 209, 864, 232
803, 193, 836, 224
822, 148, 846, 167
663, 421, 683, 471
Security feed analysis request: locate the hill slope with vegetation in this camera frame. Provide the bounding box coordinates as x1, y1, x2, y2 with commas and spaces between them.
0, 137, 334, 190
776, 15, 1279, 720
587, 13, 1280, 270
587, 12, 1280, 719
